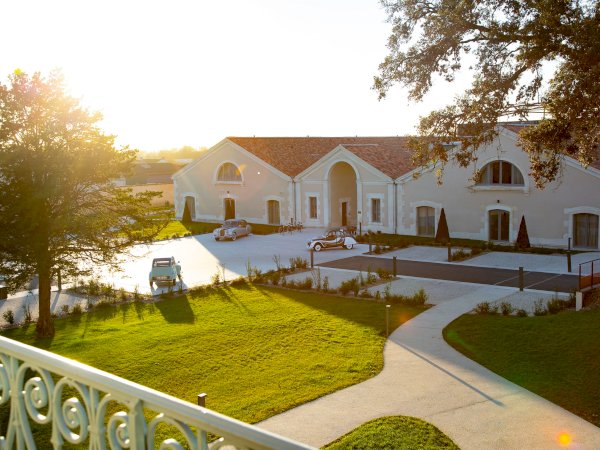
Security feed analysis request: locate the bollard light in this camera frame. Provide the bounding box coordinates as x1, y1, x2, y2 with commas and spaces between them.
386, 304, 391, 337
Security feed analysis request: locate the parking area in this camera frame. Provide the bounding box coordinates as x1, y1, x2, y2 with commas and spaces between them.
85, 229, 367, 295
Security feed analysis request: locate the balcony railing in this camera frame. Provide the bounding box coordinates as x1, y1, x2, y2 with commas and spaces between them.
0, 336, 315, 449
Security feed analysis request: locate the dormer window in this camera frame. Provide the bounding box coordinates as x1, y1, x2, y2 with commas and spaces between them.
217, 163, 242, 182
477, 161, 524, 186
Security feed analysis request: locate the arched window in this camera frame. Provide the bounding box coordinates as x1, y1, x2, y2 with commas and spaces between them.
417, 206, 435, 236
574, 213, 599, 248
217, 163, 242, 182
477, 161, 524, 186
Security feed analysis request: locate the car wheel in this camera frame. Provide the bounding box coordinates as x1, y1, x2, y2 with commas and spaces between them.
231, 233, 237, 241
345, 243, 353, 249
214, 237, 220, 241
149, 281, 153, 288
314, 243, 323, 252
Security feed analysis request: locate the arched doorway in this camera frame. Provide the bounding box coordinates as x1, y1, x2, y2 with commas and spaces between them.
329, 162, 357, 228
489, 209, 509, 241
183, 196, 195, 221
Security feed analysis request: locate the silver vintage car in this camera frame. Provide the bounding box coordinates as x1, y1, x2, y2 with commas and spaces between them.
213, 219, 252, 241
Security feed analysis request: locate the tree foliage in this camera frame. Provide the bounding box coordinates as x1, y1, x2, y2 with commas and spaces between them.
0, 71, 166, 337
375, 0, 600, 186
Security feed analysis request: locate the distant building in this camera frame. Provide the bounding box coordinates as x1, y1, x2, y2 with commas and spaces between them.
173, 125, 600, 249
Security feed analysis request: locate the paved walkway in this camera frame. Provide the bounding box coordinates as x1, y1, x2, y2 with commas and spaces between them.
258, 282, 600, 449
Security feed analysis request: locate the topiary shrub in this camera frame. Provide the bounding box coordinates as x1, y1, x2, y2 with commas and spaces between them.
515, 215, 531, 249
435, 208, 450, 244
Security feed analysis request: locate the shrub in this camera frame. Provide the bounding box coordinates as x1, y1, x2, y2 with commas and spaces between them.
22, 304, 33, 323
269, 271, 281, 286
413, 288, 428, 305
289, 257, 308, 270
133, 286, 142, 301
376, 268, 394, 281
474, 302, 491, 315
273, 254, 282, 272
211, 271, 221, 286
322, 276, 330, 292
298, 277, 313, 290
94, 299, 113, 310
373, 243, 382, 254
339, 277, 360, 296
374, 290, 381, 301
61, 304, 70, 315
359, 289, 373, 298
87, 279, 101, 296
516, 308, 528, 317
3, 309, 14, 325
500, 301, 514, 316
119, 288, 128, 302
547, 298, 568, 314
229, 277, 247, 287
533, 299, 547, 316
86, 299, 95, 311
435, 208, 450, 244
72, 303, 83, 315
451, 249, 470, 261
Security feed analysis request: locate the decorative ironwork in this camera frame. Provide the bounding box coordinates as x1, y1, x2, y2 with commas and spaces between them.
0, 337, 314, 450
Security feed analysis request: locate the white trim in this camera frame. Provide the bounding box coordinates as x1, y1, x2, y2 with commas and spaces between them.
176, 191, 200, 220
264, 196, 284, 225
366, 193, 384, 226
564, 206, 600, 249
213, 160, 244, 185
409, 200, 442, 236
484, 204, 514, 242
297, 145, 392, 182
305, 193, 320, 224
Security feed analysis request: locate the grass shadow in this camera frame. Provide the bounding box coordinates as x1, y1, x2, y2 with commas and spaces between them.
154, 295, 195, 323
252, 284, 425, 336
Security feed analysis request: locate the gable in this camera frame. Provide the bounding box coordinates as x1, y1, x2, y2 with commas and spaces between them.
227, 136, 414, 178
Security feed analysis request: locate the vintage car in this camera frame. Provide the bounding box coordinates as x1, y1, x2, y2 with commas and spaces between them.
307, 228, 357, 251
213, 219, 252, 241
149, 257, 182, 287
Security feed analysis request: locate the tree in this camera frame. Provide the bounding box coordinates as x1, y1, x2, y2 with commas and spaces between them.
0, 71, 165, 337
516, 215, 531, 249
374, 0, 600, 187
435, 208, 450, 244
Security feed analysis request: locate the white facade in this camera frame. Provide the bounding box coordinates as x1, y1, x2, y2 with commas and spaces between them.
173, 129, 600, 249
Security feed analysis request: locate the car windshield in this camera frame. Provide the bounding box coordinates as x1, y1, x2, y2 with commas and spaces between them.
152, 258, 172, 267
223, 220, 238, 228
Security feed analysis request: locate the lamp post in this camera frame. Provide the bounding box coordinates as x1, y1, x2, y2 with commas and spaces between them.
386, 304, 391, 337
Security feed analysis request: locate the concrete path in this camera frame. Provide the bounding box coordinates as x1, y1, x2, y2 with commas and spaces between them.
258, 283, 600, 449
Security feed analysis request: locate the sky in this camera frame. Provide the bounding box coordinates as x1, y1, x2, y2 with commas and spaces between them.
1, 0, 471, 151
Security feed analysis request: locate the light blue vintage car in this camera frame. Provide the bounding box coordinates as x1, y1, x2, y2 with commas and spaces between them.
149, 257, 182, 287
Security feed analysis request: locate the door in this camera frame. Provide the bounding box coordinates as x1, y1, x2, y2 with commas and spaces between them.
341, 202, 348, 226
574, 213, 599, 248
267, 200, 280, 225
489, 210, 509, 241
224, 198, 235, 220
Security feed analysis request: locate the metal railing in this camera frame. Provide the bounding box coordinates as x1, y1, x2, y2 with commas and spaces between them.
0, 336, 315, 450
578, 258, 600, 291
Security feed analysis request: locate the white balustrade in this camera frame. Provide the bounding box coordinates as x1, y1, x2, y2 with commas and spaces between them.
0, 336, 315, 450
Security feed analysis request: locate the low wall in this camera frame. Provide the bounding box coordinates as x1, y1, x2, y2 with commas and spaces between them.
121, 183, 174, 206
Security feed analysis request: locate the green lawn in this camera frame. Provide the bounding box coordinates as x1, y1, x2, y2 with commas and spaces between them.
444, 309, 600, 427
323, 416, 459, 449
3, 285, 424, 427
155, 220, 280, 240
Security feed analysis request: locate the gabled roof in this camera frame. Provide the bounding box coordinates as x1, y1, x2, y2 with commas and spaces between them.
227, 137, 414, 179
499, 122, 600, 170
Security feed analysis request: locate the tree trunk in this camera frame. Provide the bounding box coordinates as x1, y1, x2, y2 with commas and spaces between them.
35, 264, 55, 338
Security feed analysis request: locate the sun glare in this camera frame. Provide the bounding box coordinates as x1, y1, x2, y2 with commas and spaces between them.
557, 431, 572, 446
